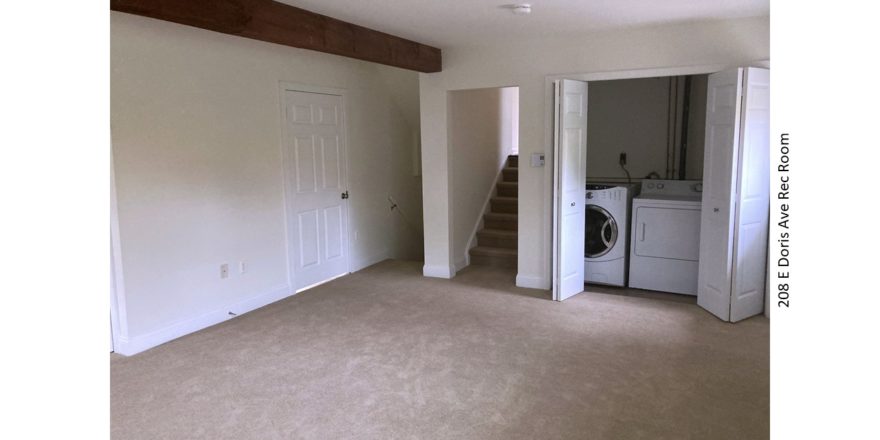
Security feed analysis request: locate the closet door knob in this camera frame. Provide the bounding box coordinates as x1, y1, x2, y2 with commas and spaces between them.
713, 207, 719, 212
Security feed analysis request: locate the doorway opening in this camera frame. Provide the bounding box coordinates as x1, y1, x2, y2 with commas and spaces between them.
583, 75, 707, 300
447, 86, 520, 274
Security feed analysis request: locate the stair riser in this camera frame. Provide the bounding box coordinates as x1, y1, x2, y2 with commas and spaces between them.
470, 253, 517, 269
491, 200, 517, 214
502, 169, 518, 182
507, 156, 519, 168
478, 235, 517, 249
497, 186, 518, 197
485, 218, 517, 230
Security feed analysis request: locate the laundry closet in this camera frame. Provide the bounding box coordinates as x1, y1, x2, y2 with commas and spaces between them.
583, 75, 707, 295
552, 67, 769, 323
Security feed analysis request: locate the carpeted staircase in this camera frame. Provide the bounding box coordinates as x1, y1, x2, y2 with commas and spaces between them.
469, 155, 518, 269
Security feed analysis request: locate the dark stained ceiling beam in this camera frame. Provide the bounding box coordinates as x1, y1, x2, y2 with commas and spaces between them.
110, 0, 442, 73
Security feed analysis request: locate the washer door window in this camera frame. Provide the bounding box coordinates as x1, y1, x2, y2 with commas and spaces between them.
585, 205, 618, 258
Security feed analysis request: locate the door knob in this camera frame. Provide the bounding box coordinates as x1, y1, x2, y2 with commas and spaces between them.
713, 207, 719, 212
570, 202, 576, 207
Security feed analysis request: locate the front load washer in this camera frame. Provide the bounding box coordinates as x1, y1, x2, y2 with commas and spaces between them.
583, 183, 638, 286
628, 180, 703, 295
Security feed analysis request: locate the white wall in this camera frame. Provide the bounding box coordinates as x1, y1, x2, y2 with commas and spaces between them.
111, 12, 422, 354
418, 16, 770, 287
586, 75, 708, 182
449, 87, 518, 269
586, 77, 672, 181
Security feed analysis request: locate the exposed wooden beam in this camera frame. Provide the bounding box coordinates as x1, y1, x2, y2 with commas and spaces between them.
110, 0, 442, 73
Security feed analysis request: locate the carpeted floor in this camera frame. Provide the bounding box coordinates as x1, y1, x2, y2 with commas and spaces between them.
111, 260, 769, 440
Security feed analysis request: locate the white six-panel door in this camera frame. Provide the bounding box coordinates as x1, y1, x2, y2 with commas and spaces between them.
553, 79, 588, 301
282, 89, 350, 291
697, 67, 770, 322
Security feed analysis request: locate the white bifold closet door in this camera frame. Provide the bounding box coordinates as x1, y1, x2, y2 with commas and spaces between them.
553, 79, 588, 301
697, 67, 770, 322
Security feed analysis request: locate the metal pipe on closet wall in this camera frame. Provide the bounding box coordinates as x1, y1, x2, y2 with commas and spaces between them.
678, 76, 693, 180
665, 77, 677, 179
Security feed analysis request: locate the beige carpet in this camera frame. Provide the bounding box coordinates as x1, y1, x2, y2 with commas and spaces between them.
111, 260, 769, 440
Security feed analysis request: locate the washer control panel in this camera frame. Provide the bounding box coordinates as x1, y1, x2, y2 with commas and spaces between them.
585, 185, 626, 202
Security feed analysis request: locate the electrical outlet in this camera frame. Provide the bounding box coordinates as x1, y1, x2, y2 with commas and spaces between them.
619, 152, 627, 166
239, 261, 247, 274
220, 263, 229, 279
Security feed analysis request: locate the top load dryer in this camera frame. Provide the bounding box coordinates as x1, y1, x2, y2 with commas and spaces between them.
628, 180, 703, 295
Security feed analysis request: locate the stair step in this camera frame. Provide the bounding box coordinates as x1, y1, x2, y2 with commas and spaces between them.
470, 246, 517, 257
477, 229, 517, 249
484, 212, 517, 220
484, 212, 517, 231
507, 155, 519, 168
490, 196, 517, 214
477, 228, 517, 238
497, 181, 518, 197
502, 167, 518, 183
490, 196, 517, 204
470, 246, 517, 269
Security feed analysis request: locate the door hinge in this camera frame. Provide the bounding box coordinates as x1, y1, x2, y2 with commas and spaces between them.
341, 190, 349, 200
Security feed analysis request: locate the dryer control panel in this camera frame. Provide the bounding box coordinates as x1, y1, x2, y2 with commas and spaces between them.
639, 180, 703, 197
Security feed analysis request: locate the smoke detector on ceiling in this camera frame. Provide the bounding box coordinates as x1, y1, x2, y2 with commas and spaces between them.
507, 4, 532, 15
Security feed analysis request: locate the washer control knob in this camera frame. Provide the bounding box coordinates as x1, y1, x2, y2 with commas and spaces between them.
586, 192, 593, 199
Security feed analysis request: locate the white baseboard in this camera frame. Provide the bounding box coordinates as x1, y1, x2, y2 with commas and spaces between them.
516, 273, 550, 290
114, 284, 292, 356
423, 263, 454, 279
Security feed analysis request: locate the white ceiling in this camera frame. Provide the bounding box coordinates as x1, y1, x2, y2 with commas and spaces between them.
277, 0, 769, 48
